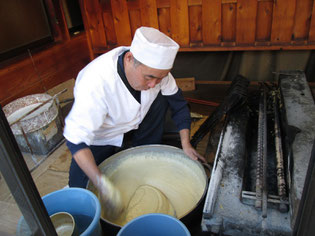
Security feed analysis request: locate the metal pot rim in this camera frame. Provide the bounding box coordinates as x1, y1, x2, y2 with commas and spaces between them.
87, 144, 209, 227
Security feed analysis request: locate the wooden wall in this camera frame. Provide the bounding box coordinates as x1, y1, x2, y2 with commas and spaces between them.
0, 33, 90, 106
81, 0, 315, 59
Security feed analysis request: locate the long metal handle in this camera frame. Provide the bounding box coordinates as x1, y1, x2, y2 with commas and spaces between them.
255, 86, 268, 218
9, 88, 67, 126
273, 91, 288, 213
203, 115, 228, 217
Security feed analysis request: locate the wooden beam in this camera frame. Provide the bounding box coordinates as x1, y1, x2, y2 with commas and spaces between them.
271, 0, 296, 43
175, 77, 195, 91
189, 5, 202, 43
178, 43, 315, 51
292, 0, 313, 41
111, 0, 132, 45
236, 0, 258, 45
256, 0, 273, 41
202, 0, 221, 45
170, 0, 190, 46
308, 0, 315, 42
140, 0, 159, 28
0, 34, 89, 106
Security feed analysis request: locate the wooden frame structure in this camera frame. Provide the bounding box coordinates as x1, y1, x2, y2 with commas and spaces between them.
80, 0, 315, 59
0, 0, 90, 106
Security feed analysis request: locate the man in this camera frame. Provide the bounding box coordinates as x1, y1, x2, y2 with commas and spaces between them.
63, 27, 205, 197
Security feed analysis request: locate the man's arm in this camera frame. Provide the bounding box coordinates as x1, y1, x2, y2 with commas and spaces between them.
73, 148, 123, 218
72, 148, 102, 187
179, 128, 206, 162
164, 88, 206, 162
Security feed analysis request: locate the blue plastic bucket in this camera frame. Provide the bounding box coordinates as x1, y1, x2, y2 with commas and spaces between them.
117, 213, 191, 236
16, 188, 102, 236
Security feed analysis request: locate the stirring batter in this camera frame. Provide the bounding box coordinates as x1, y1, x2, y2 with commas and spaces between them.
98, 152, 206, 226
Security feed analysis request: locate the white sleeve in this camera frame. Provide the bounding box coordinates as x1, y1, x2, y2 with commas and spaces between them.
160, 73, 178, 96
63, 72, 108, 145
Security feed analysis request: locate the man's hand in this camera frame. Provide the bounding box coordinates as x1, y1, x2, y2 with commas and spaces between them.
179, 129, 206, 162
95, 175, 124, 220
73, 149, 123, 219
182, 142, 206, 162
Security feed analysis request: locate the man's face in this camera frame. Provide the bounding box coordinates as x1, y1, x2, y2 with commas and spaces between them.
124, 52, 170, 91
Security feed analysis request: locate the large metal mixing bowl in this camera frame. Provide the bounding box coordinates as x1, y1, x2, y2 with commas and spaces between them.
87, 145, 208, 235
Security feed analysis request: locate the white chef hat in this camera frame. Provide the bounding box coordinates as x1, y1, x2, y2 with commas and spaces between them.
130, 27, 180, 70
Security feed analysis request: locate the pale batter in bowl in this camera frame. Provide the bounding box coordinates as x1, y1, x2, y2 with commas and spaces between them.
90, 146, 207, 226
125, 184, 176, 222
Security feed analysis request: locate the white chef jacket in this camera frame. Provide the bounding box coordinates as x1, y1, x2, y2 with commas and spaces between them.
63, 46, 178, 147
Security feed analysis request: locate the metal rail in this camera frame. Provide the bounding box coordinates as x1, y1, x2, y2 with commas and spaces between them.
273, 91, 288, 213
203, 116, 228, 218
255, 86, 268, 218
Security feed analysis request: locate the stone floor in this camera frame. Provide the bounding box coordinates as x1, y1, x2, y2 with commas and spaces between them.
0, 142, 72, 235
0, 121, 212, 235
0, 83, 231, 235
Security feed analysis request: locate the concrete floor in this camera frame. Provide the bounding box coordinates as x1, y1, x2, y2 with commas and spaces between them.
0, 83, 233, 235
0, 124, 211, 235
0, 141, 72, 235
1, 80, 313, 235
0, 102, 215, 235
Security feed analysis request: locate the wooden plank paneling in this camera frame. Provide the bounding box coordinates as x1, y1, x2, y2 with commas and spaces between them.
179, 43, 315, 51
84, 0, 107, 49
139, 0, 159, 28
0, 59, 38, 105
188, 0, 202, 7
55, 0, 71, 41
157, 0, 170, 8
127, 0, 140, 10
100, 0, 117, 46
222, 3, 236, 43
102, 12, 117, 46
189, 5, 202, 43
175, 77, 195, 91
170, 0, 190, 46
44, 0, 65, 42
271, 0, 296, 43
80, 0, 315, 56
293, 0, 313, 41
111, 0, 132, 45
236, 0, 258, 45
158, 8, 171, 37
222, 0, 237, 3
0, 34, 90, 106
309, 1, 315, 42
256, 1, 273, 42
129, 10, 142, 36
202, 0, 221, 45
